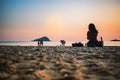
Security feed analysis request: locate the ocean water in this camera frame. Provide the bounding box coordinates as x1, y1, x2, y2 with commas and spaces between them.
0, 41, 120, 46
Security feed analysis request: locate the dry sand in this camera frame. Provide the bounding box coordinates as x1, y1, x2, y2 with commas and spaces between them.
0, 46, 120, 80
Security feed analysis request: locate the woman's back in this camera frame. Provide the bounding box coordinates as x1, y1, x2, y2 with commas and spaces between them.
87, 23, 99, 47
87, 31, 98, 41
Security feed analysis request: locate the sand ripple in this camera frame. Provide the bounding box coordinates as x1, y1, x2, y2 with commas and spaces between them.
0, 46, 120, 80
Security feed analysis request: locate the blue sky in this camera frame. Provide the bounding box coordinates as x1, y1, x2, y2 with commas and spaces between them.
2, 0, 119, 27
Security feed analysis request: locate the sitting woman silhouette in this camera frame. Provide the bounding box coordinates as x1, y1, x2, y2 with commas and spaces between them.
87, 23, 99, 47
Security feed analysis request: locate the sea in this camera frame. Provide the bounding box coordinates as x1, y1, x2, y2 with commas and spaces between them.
0, 41, 120, 46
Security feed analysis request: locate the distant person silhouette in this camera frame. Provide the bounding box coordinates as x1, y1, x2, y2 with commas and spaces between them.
40, 40, 43, 46
38, 40, 40, 46
99, 37, 104, 47
87, 23, 99, 47
38, 40, 43, 46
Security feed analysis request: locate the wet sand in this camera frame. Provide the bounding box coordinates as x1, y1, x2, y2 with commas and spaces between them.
0, 46, 120, 80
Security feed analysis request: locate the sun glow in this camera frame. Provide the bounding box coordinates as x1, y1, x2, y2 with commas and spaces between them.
0, 0, 120, 41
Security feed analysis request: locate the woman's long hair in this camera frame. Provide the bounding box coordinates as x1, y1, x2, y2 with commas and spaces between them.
89, 23, 98, 33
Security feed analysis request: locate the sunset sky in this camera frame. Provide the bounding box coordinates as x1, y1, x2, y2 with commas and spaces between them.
0, 0, 120, 41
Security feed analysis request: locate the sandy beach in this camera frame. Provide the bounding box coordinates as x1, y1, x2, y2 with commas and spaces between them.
0, 46, 120, 80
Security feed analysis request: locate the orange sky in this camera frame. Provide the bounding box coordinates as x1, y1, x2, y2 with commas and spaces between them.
0, 0, 120, 41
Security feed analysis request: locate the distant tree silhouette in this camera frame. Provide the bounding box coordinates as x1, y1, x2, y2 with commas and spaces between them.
60, 40, 66, 46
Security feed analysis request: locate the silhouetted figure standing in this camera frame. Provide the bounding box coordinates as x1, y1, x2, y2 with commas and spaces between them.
38, 40, 43, 46
40, 40, 43, 46
38, 40, 40, 46
99, 37, 104, 47
87, 23, 99, 47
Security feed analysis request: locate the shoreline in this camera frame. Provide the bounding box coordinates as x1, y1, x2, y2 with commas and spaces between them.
0, 45, 120, 47
0, 41, 120, 46
0, 46, 120, 80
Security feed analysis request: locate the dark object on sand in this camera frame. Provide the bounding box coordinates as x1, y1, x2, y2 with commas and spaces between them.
57, 76, 78, 80
111, 39, 120, 41
33, 36, 50, 41
87, 37, 103, 47
72, 42, 83, 47
60, 40, 66, 46
87, 23, 103, 47
87, 41, 103, 47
